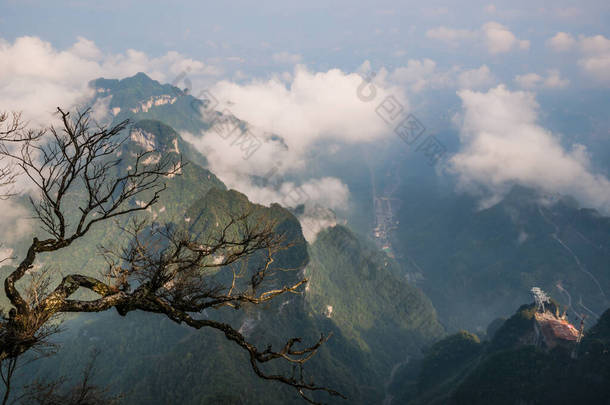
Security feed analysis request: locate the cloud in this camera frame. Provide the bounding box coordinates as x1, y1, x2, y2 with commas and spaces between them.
389, 59, 454, 92
3, 36, 463, 241
578, 55, 610, 83
579, 55, 610, 83
514, 69, 569, 89
388, 60, 494, 92
182, 65, 407, 237
0, 35, 224, 250
577, 34, 610, 83
579, 34, 610, 55
426, 27, 477, 44
457, 65, 495, 89
547, 32, 576, 52
426, 22, 529, 55
0, 199, 33, 257
542, 69, 570, 88
514, 73, 543, 89
298, 204, 345, 243
272, 52, 303, 65
482, 22, 530, 54
450, 85, 610, 214
547, 32, 610, 84
0, 36, 221, 124
91, 95, 113, 122
207, 65, 405, 155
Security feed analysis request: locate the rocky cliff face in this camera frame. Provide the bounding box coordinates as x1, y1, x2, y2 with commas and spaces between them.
533, 310, 580, 350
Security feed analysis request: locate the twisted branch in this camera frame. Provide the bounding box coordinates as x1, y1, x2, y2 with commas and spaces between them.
0, 108, 341, 404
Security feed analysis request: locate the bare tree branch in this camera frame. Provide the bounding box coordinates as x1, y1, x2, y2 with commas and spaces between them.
0, 111, 34, 199
0, 108, 341, 404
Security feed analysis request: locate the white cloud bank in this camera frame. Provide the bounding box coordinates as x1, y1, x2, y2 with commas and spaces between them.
0, 36, 220, 124
0, 35, 224, 249
189, 63, 407, 176
182, 64, 414, 239
450, 85, 610, 214
211, 65, 404, 153
0, 36, 410, 242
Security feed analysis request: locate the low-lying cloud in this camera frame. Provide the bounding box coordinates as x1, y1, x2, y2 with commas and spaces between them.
186, 63, 409, 176
182, 65, 410, 239
0, 36, 220, 124
450, 85, 610, 214
209, 65, 405, 152
0, 199, 33, 263
0, 35, 223, 249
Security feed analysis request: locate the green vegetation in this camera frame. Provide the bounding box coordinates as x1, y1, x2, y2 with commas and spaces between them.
393, 182, 610, 331
93, 73, 212, 135
2, 78, 445, 403
417, 331, 482, 394
390, 303, 610, 405
306, 226, 443, 369
6, 73, 608, 404
15, 196, 442, 404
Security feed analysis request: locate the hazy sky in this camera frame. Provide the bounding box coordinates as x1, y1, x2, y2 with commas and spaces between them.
2, 0, 610, 83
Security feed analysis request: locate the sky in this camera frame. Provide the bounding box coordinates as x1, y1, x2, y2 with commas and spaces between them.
2, 0, 610, 83
1, 0, 610, 227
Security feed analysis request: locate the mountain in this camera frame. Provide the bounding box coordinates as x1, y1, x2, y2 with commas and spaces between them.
7, 71, 608, 404
306, 226, 443, 375
0, 118, 226, 289
92, 72, 212, 135
285, 110, 610, 334
5, 73, 445, 404
389, 297, 610, 405
21, 222, 443, 404
391, 178, 610, 332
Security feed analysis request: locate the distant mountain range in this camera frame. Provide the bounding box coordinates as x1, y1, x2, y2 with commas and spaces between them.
392, 178, 610, 332
389, 298, 610, 404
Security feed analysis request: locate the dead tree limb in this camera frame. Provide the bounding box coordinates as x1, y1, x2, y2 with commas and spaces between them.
0, 108, 342, 404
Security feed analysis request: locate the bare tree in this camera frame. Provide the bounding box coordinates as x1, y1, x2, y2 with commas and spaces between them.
0, 111, 42, 199
0, 108, 343, 404
0, 112, 20, 196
